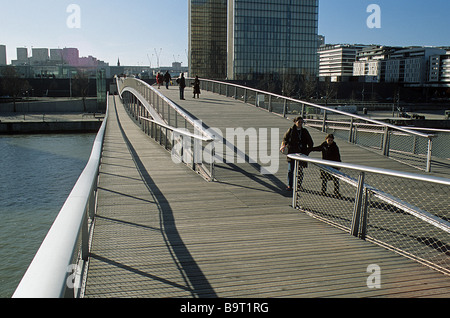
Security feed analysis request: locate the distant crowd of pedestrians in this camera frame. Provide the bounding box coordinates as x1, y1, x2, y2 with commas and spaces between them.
155, 72, 201, 101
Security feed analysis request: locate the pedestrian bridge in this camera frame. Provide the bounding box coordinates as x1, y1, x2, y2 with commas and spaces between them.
13, 77, 450, 298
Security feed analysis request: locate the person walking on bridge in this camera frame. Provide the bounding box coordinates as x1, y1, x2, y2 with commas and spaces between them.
309, 134, 341, 197
164, 71, 172, 89
280, 116, 314, 191
176, 73, 186, 100
156, 72, 162, 89
193, 75, 201, 98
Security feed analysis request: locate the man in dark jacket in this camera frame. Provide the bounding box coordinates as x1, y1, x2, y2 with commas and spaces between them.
280, 116, 314, 191
164, 71, 172, 89
176, 73, 186, 100
310, 134, 341, 196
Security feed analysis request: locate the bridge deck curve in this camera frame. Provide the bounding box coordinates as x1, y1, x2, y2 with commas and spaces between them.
82, 92, 450, 298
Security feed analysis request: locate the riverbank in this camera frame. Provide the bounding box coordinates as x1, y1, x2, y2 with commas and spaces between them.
0, 113, 103, 134
360, 110, 450, 129
0, 98, 104, 134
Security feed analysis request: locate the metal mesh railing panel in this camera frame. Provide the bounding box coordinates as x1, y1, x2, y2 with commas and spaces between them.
293, 160, 450, 274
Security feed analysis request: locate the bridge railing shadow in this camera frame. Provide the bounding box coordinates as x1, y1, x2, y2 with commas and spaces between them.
288, 153, 450, 276
110, 95, 218, 298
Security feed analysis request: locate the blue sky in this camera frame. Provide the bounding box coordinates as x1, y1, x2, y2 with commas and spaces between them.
1, 0, 449, 67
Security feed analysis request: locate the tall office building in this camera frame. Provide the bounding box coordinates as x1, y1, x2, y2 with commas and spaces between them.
189, 0, 319, 80
0, 45, 6, 65
31, 48, 49, 65
228, 0, 319, 80
189, 0, 228, 79
17, 48, 28, 62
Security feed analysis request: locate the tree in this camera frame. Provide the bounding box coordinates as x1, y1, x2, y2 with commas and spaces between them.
320, 78, 338, 106
72, 71, 90, 112
1, 66, 31, 112
299, 71, 318, 101
281, 69, 299, 98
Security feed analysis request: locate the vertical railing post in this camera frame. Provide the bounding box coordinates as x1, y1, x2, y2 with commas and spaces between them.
168, 102, 171, 126
211, 147, 215, 181
351, 172, 365, 237
359, 188, 370, 240
283, 99, 287, 118
292, 159, 299, 209
382, 127, 390, 157
322, 109, 327, 132
348, 118, 354, 143
426, 137, 433, 173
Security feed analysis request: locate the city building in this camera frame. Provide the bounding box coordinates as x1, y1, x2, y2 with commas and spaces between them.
227, 0, 319, 80
30, 48, 49, 65
0, 45, 6, 66
189, 0, 319, 80
12, 48, 28, 65
50, 49, 63, 62
62, 48, 80, 67
385, 47, 446, 86
353, 46, 400, 83
428, 51, 450, 86
318, 44, 368, 82
189, 0, 228, 79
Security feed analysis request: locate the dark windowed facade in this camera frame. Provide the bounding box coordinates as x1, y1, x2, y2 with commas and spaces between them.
229, 0, 319, 80
189, 0, 319, 80
189, 0, 228, 79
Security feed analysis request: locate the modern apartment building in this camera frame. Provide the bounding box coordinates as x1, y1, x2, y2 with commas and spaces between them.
318, 44, 367, 82
189, 0, 319, 80
353, 46, 400, 83
428, 52, 450, 86
385, 47, 446, 85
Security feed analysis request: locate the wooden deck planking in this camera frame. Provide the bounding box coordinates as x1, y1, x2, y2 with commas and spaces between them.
82, 93, 450, 298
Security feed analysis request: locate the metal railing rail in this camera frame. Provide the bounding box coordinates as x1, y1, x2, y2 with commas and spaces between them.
288, 153, 450, 275
186, 78, 435, 172
13, 93, 110, 298
116, 77, 215, 181
117, 77, 214, 141
139, 116, 215, 181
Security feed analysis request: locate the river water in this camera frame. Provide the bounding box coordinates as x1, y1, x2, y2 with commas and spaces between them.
0, 133, 95, 298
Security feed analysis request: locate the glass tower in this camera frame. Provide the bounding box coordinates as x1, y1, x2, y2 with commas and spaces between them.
228, 0, 319, 80
189, 0, 319, 81
189, 0, 228, 79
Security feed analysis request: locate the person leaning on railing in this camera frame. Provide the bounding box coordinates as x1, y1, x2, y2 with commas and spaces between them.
280, 116, 314, 191
309, 134, 342, 197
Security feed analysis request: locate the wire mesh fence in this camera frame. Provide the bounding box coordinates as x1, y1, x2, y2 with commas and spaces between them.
192, 78, 441, 172
289, 155, 450, 276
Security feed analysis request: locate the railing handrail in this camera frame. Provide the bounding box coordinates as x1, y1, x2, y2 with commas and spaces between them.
288, 153, 450, 237
118, 77, 215, 141
139, 116, 213, 142
12, 94, 109, 298
121, 86, 166, 126
287, 153, 450, 186
190, 78, 432, 139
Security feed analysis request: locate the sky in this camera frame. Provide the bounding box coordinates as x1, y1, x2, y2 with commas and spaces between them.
1, 0, 449, 67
